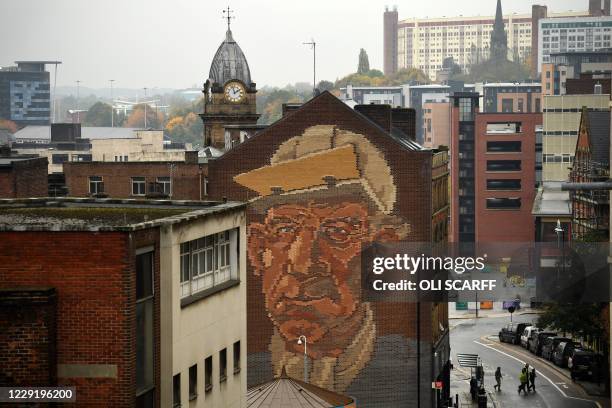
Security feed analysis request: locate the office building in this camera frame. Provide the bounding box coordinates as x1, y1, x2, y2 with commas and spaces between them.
0, 61, 57, 126
0, 198, 247, 407
423, 101, 451, 149
483, 82, 542, 113
538, 16, 612, 73
542, 94, 609, 181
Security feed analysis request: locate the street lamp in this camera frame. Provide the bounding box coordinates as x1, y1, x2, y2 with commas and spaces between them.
554, 219, 566, 293
297, 335, 308, 383
303, 39, 316, 97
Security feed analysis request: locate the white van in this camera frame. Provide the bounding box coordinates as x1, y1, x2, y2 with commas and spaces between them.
521, 326, 540, 349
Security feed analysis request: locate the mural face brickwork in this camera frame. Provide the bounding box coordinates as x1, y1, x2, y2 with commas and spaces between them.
208, 92, 446, 407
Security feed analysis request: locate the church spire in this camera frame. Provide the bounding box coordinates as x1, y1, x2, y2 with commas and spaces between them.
490, 0, 508, 61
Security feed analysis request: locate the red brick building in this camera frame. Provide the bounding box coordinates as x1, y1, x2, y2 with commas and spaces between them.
64, 152, 207, 200
0, 198, 247, 407
208, 91, 450, 407
0, 146, 48, 198
474, 112, 541, 242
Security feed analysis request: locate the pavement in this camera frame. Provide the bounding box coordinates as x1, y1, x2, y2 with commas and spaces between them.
450, 315, 610, 408
450, 363, 498, 407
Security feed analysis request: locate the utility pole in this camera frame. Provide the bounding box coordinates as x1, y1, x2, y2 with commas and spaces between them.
143, 87, 148, 128
110, 79, 115, 127
303, 39, 316, 97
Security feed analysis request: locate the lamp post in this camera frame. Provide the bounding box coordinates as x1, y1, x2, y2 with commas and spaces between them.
554, 219, 565, 293
297, 335, 308, 383
109, 79, 115, 127
303, 39, 316, 97
76, 80, 81, 123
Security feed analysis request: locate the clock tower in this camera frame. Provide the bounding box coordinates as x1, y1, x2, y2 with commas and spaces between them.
200, 10, 259, 150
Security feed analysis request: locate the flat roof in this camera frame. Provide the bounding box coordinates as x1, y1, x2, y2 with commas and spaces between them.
0, 155, 43, 167
15, 61, 62, 64
0, 198, 245, 232
531, 183, 571, 217
13, 126, 141, 140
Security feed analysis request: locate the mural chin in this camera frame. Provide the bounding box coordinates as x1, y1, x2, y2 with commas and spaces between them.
278, 319, 326, 344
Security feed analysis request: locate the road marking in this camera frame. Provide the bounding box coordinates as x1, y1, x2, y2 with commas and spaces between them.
474, 340, 600, 407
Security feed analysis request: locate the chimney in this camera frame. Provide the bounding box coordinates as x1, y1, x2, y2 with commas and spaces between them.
391, 108, 416, 141
282, 103, 302, 117
355, 104, 392, 132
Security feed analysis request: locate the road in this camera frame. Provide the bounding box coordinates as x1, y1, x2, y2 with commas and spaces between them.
450, 315, 605, 408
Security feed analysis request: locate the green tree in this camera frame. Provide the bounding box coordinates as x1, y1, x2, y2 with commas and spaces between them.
537, 303, 606, 340
358, 48, 370, 74
316, 80, 334, 92
83, 102, 112, 127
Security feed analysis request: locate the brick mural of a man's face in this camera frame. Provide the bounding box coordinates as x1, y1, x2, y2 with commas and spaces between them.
234, 125, 411, 390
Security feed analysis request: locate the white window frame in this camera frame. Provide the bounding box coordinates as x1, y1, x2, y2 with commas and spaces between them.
89, 176, 103, 194
132, 176, 146, 196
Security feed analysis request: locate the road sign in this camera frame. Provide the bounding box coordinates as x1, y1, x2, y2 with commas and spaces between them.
456, 353, 479, 368
431, 381, 443, 389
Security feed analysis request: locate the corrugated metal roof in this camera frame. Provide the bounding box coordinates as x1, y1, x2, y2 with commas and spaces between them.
13, 126, 140, 140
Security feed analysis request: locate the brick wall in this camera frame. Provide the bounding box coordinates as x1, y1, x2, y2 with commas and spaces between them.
0, 157, 48, 198
0, 288, 57, 387
64, 162, 207, 200
208, 92, 442, 406
0, 231, 135, 407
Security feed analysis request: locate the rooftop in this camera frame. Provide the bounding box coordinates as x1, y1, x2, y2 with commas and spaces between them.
532, 182, 571, 217
13, 126, 141, 141
0, 198, 245, 232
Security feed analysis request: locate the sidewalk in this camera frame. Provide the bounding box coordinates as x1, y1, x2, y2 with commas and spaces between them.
449, 308, 540, 321
450, 365, 498, 407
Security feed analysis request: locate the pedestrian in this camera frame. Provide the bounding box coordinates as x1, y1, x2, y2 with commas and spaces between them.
528, 368, 536, 392
494, 367, 503, 391
518, 368, 528, 395
470, 376, 478, 400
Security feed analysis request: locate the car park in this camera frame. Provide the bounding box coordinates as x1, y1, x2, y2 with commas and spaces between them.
529, 331, 557, 355
541, 336, 572, 361
552, 341, 581, 367
521, 326, 539, 349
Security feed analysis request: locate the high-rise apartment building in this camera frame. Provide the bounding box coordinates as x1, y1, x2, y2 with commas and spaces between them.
384, 6, 399, 75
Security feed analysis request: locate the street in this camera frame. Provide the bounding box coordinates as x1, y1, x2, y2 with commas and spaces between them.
450, 315, 607, 408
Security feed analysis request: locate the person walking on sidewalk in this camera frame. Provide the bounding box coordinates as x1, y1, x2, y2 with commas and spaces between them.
518, 368, 528, 395
494, 367, 503, 391
528, 368, 536, 392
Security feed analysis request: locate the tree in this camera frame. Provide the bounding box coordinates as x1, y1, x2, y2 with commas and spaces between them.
358, 49, 370, 74
0, 119, 17, 134
83, 102, 112, 127
316, 80, 334, 92
537, 303, 607, 340
125, 104, 164, 129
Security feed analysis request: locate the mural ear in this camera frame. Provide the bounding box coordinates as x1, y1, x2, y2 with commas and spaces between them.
247, 223, 267, 275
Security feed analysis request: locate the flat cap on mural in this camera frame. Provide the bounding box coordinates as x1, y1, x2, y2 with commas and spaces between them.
233, 125, 397, 214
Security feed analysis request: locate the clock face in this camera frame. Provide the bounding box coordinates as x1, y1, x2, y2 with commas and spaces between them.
224, 82, 245, 103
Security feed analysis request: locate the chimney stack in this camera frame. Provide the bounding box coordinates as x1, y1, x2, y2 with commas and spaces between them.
355, 104, 392, 132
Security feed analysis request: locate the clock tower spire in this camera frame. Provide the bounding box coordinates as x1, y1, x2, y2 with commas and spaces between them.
200, 9, 260, 150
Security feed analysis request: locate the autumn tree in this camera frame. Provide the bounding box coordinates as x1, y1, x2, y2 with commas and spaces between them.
358, 49, 370, 74
125, 104, 164, 129
0, 119, 18, 134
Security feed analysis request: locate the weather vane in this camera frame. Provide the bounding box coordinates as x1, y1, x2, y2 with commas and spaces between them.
223, 6, 235, 30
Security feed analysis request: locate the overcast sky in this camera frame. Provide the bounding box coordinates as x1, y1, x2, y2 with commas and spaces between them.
0, 0, 587, 90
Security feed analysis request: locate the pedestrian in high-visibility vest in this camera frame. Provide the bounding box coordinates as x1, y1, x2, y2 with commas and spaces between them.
518, 368, 528, 395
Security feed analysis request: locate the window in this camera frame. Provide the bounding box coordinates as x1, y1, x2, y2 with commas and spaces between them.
501, 99, 514, 113
136, 251, 154, 401
487, 179, 521, 190
205, 356, 213, 393
157, 176, 171, 195
180, 229, 239, 299
517, 99, 524, 113
487, 141, 521, 153
173, 374, 181, 408
189, 364, 197, 400
486, 198, 521, 210
52, 154, 69, 164
132, 177, 146, 196
233, 341, 241, 374
487, 160, 521, 172
89, 176, 103, 194
220, 348, 227, 383
459, 98, 474, 121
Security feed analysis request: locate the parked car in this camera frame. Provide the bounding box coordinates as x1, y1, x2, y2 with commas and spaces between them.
529, 331, 557, 355
499, 322, 531, 345
552, 341, 581, 367
541, 336, 572, 361
521, 326, 539, 349
568, 349, 599, 381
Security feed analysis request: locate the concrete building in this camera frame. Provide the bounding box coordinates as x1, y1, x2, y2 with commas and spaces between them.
340, 85, 405, 107
0, 146, 48, 198
589, 0, 611, 16
474, 113, 541, 242
483, 82, 542, 113
0, 61, 58, 126
0, 197, 247, 408
63, 153, 206, 201
538, 16, 612, 74
13, 124, 191, 174
384, 6, 399, 75
423, 100, 451, 149
207, 91, 450, 406
542, 94, 610, 181
394, 7, 585, 81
